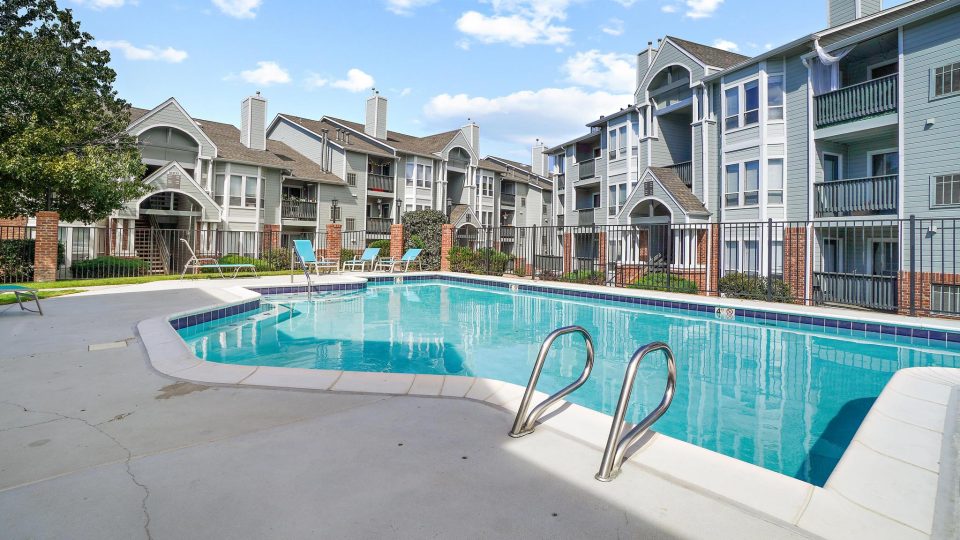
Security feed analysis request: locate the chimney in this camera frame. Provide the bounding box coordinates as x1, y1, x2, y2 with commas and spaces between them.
461, 119, 480, 156
365, 89, 388, 140
531, 139, 547, 177
241, 91, 267, 151
828, 0, 881, 27
320, 129, 329, 171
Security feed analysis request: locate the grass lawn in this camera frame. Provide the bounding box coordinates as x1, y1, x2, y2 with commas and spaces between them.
0, 289, 84, 305
14, 270, 297, 290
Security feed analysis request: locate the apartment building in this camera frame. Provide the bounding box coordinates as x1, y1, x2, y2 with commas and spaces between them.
545, 0, 960, 313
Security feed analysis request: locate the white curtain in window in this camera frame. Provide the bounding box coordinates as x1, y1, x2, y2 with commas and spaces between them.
811, 40, 855, 95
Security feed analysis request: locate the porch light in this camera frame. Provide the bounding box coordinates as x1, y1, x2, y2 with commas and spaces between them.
330, 199, 340, 223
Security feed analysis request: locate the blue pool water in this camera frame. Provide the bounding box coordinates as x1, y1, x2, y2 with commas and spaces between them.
178, 280, 960, 485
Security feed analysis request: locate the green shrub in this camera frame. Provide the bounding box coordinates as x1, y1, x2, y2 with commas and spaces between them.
216, 255, 272, 273
261, 247, 293, 271
629, 272, 698, 294
339, 248, 356, 264
560, 270, 605, 285
0, 239, 65, 281
368, 239, 391, 252
402, 210, 446, 270
447, 246, 513, 275
719, 272, 793, 302
71, 256, 149, 278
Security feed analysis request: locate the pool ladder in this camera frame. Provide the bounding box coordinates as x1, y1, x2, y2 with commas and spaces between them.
509, 327, 677, 482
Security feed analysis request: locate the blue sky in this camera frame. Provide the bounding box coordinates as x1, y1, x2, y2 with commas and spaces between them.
71, 0, 908, 161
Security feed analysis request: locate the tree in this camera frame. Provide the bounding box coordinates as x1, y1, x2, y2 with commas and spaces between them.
0, 0, 146, 223
401, 210, 447, 270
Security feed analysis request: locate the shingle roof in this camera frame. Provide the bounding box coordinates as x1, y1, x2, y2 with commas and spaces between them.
648, 167, 709, 215
128, 106, 342, 184
667, 36, 750, 69
484, 156, 552, 190
327, 116, 461, 158
478, 158, 509, 174
278, 115, 396, 159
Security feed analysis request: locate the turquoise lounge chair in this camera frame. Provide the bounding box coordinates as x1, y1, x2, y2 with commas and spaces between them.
0, 284, 42, 315
375, 248, 423, 273
293, 240, 339, 274
342, 247, 380, 272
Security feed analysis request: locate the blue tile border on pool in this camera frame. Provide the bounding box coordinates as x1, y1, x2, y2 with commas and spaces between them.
169, 299, 262, 331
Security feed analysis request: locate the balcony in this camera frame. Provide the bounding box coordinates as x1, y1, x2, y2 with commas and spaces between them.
366, 217, 393, 234
501, 193, 515, 207
367, 174, 395, 193
500, 227, 516, 241
814, 75, 897, 129
576, 208, 597, 226
281, 200, 317, 221
666, 161, 692, 188
813, 272, 898, 311
578, 159, 596, 181
814, 175, 898, 218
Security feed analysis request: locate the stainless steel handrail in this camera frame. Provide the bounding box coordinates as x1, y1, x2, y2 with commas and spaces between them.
509, 325, 594, 438
595, 342, 677, 481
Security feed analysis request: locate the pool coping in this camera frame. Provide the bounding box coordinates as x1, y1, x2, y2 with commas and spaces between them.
138, 272, 960, 539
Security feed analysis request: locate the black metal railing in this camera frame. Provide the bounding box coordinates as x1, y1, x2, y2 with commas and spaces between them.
366, 217, 393, 234
814, 175, 898, 217
814, 74, 898, 128
368, 174, 395, 193
667, 161, 693, 187
282, 199, 317, 221
813, 272, 898, 311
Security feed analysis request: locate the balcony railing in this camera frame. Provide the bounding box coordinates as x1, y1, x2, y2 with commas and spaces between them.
813, 272, 898, 311
578, 159, 596, 180
501, 193, 516, 207
577, 208, 597, 226
500, 227, 516, 240
368, 174, 395, 193
281, 200, 317, 221
666, 161, 692, 188
814, 175, 898, 218
366, 217, 393, 234
814, 74, 898, 129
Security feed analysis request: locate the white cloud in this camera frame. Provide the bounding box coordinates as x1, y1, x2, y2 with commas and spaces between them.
212, 0, 261, 19
563, 50, 635, 92
455, 0, 573, 47
240, 61, 290, 85
601, 18, 624, 36
305, 73, 328, 89
331, 69, 375, 93
711, 39, 738, 52
424, 87, 631, 148
385, 0, 436, 15
685, 0, 723, 19
611, 0, 638, 6
660, 4, 677, 13
70, 0, 130, 8
98, 40, 187, 63
399, 88, 413, 97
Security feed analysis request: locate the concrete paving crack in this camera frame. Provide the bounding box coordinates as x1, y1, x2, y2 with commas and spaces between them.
0, 417, 64, 433
0, 400, 153, 540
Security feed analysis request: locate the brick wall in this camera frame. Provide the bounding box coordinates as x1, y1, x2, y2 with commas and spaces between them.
440, 224, 453, 271
325, 223, 342, 261
33, 211, 59, 282
784, 226, 807, 304
562, 233, 572, 274
0, 216, 27, 240
390, 224, 404, 260
614, 265, 708, 292
707, 225, 719, 296
898, 271, 960, 317
261, 224, 281, 251
598, 231, 607, 269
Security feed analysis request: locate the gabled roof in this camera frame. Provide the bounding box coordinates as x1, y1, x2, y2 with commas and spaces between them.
327, 116, 462, 158
648, 167, 709, 215
129, 106, 342, 184
666, 36, 750, 69
545, 131, 600, 154
276, 114, 396, 159
484, 156, 552, 190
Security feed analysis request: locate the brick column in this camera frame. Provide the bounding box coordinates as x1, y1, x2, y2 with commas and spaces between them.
706, 224, 720, 296
563, 232, 572, 274
598, 231, 607, 269
261, 224, 281, 251
389, 223, 404, 260
325, 223, 342, 262
440, 224, 453, 272
33, 211, 59, 282
0, 216, 27, 239
783, 226, 808, 305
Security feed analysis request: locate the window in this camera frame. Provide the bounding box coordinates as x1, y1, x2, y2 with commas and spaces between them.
933, 174, 960, 206
214, 174, 225, 206
932, 284, 960, 315
870, 152, 898, 177
608, 186, 617, 216
768, 159, 784, 204
744, 81, 759, 125
345, 218, 356, 231
631, 122, 640, 154
871, 241, 898, 277
229, 175, 243, 207
933, 62, 960, 97
767, 74, 784, 120
771, 240, 784, 276
608, 129, 617, 159
744, 161, 760, 206
416, 164, 433, 188
743, 240, 760, 275
823, 153, 841, 182
480, 175, 494, 196
346, 173, 357, 187
725, 164, 740, 207
405, 162, 415, 186
520, 197, 526, 207
723, 241, 739, 275
724, 87, 739, 130
618, 126, 627, 157
870, 62, 898, 80
822, 239, 841, 273
592, 192, 600, 208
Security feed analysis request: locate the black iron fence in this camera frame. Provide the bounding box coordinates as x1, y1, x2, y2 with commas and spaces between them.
449, 217, 960, 318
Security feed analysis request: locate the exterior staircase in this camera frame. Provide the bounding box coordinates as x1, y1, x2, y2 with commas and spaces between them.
133, 218, 169, 274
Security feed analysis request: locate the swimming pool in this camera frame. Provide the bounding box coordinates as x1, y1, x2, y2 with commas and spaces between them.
176, 278, 960, 485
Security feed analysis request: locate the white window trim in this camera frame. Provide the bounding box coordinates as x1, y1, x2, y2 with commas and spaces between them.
723, 160, 761, 209
767, 158, 785, 207
822, 151, 844, 182
722, 76, 761, 134
867, 59, 898, 80
821, 237, 845, 273
867, 148, 898, 177
930, 173, 960, 208
766, 73, 786, 123
866, 238, 898, 276
929, 61, 960, 101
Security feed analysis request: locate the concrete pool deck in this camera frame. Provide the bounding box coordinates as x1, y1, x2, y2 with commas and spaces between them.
1, 273, 958, 539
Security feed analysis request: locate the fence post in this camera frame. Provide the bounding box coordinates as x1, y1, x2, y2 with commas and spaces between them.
766, 218, 774, 302
326, 223, 342, 263
33, 211, 60, 282
563, 230, 572, 275
389, 223, 404, 261
440, 224, 453, 272
531, 224, 538, 279
909, 215, 916, 317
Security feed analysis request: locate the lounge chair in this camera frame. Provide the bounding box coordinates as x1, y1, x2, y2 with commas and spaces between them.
179, 238, 258, 278
0, 284, 43, 315
293, 240, 339, 274
375, 248, 423, 273
342, 247, 380, 272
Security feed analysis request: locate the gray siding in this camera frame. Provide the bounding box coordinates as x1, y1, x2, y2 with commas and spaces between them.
692, 123, 704, 200
829, 0, 859, 27
132, 101, 215, 157
262, 168, 282, 225
638, 41, 705, 101
785, 54, 809, 221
